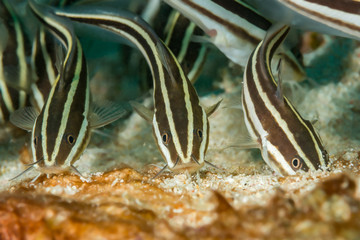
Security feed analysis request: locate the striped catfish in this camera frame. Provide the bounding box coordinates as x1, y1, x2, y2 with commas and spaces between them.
242, 24, 329, 176
250, 0, 360, 40
0, 0, 31, 124
10, 0, 125, 179
135, 2, 209, 83
53, 6, 221, 173
162, 0, 305, 82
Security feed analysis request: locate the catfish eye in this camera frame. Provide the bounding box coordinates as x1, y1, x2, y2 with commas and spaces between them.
291, 157, 302, 169
67, 135, 75, 145
162, 132, 170, 145
195, 129, 203, 140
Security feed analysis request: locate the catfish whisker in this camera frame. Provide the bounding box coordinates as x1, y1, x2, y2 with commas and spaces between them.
152, 156, 180, 179
9, 165, 35, 181
151, 164, 168, 180
30, 173, 42, 183
173, 156, 180, 168
204, 160, 221, 170
24, 157, 44, 166
191, 154, 200, 165
70, 165, 89, 182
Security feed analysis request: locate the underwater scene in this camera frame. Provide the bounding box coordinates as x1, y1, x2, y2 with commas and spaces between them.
0, 0, 360, 239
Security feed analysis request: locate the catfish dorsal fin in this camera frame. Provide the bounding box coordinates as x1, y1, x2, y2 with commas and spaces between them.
10, 107, 39, 131
129, 101, 153, 123
155, 41, 177, 84
205, 98, 223, 116
54, 42, 65, 75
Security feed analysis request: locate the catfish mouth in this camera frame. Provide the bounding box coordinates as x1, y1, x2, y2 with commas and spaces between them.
170, 155, 204, 173
37, 164, 71, 174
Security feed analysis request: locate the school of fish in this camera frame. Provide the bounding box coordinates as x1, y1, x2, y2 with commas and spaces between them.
1, 0, 358, 181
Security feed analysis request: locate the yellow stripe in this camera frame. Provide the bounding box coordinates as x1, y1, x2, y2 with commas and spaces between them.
41, 74, 60, 165
187, 44, 207, 83
40, 28, 57, 86
164, 11, 180, 45
0, 107, 5, 124
0, 53, 15, 112
177, 22, 196, 63
31, 84, 45, 109
31, 117, 39, 166
199, 108, 207, 162
14, 13, 28, 108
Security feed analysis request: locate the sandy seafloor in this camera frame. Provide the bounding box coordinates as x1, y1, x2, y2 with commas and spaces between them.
0, 37, 360, 239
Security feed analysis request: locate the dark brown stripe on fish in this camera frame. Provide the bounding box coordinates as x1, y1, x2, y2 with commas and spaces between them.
282, 0, 360, 32
32, 31, 53, 104
165, 15, 191, 57
181, 0, 261, 44
211, 0, 271, 30
163, 72, 190, 156
305, 0, 360, 14
0, 95, 10, 121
